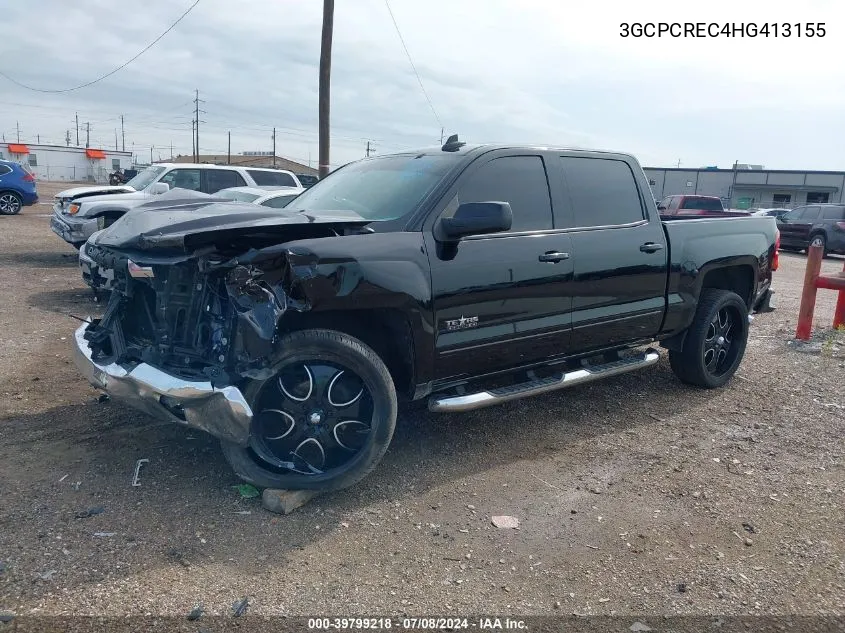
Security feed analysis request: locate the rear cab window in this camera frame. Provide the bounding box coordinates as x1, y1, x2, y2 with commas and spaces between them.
559, 156, 645, 227
248, 170, 297, 187
679, 197, 723, 211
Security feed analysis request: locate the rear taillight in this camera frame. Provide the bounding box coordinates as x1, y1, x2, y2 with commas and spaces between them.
835, 221, 845, 231
22, 173, 35, 182
772, 229, 780, 272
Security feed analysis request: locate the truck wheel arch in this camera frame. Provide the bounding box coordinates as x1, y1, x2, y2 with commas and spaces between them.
278, 308, 416, 401
697, 262, 756, 309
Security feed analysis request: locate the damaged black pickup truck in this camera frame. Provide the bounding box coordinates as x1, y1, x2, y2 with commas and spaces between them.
73, 139, 778, 492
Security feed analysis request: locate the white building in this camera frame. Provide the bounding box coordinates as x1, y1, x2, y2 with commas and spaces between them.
0, 143, 133, 183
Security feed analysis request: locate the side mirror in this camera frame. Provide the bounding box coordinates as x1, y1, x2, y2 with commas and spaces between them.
148, 182, 170, 195
438, 201, 512, 241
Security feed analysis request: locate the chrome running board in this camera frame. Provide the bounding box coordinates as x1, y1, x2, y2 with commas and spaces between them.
428, 349, 661, 413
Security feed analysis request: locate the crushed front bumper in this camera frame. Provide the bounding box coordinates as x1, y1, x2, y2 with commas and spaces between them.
79, 245, 115, 292
72, 323, 253, 445
51, 211, 96, 245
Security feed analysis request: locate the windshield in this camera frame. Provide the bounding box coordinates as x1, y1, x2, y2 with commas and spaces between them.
681, 197, 723, 211
216, 190, 261, 203
260, 193, 299, 209
287, 154, 458, 221
125, 166, 166, 191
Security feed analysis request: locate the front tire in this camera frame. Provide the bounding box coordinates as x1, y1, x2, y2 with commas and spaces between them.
669, 289, 749, 389
0, 192, 22, 215
221, 329, 397, 492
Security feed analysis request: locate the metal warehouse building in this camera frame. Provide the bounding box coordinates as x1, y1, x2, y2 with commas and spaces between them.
644, 165, 845, 210
0, 143, 133, 183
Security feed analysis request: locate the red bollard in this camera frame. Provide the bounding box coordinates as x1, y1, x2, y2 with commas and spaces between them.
795, 244, 824, 340
831, 259, 845, 330
835, 283, 845, 330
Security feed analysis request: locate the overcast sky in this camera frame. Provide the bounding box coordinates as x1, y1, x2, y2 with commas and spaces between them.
1, 0, 843, 170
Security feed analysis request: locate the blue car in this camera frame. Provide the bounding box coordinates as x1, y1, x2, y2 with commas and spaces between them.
0, 159, 38, 214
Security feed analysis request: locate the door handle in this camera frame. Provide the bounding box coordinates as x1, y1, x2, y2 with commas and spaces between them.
538, 251, 570, 263
640, 242, 664, 253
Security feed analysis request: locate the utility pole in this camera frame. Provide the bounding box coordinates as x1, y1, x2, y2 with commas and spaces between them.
227, 131, 231, 165
16, 121, 20, 143
85, 122, 90, 148
366, 140, 374, 157
272, 127, 276, 167
37, 134, 40, 144
318, 0, 334, 179
65, 130, 71, 146
191, 120, 196, 161
170, 141, 173, 160
193, 89, 204, 163
120, 115, 125, 152
115, 129, 119, 151
150, 146, 154, 165
440, 127, 444, 144
75, 113, 79, 146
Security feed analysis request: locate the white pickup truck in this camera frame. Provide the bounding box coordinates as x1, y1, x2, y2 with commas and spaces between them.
51, 163, 302, 248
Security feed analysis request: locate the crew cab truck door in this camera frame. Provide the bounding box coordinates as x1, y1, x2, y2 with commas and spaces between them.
423, 152, 574, 382
556, 154, 668, 353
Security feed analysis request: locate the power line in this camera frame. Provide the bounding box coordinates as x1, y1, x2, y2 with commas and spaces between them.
0, 0, 201, 93
383, 0, 442, 130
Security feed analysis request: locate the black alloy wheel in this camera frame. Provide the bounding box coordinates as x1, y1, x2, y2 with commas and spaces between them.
220, 329, 397, 491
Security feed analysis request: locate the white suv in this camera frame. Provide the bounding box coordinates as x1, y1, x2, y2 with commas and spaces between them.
52, 164, 302, 247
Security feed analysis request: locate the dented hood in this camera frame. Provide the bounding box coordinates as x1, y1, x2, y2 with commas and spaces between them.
55, 185, 135, 200
93, 200, 370, 252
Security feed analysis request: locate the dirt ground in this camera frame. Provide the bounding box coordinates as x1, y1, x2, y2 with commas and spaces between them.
0, 182, 842, 618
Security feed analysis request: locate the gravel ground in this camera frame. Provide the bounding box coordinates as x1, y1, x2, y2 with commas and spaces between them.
0, 183, 842, 618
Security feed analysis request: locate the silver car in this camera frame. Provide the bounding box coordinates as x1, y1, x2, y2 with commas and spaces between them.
216, 185, 305, 206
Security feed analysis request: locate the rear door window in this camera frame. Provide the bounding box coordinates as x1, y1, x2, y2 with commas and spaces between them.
559, 156, 645, 227
457, 155, 553, 232
205, 169, 247, 193
248, 170, 297, 187
822, 207, 845, 220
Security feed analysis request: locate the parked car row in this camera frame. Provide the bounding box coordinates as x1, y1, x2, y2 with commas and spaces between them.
62, 139, 779, 492
51, 163, 304, 248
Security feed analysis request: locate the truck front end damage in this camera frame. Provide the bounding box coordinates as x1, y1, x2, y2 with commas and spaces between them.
72, 206, 370, 444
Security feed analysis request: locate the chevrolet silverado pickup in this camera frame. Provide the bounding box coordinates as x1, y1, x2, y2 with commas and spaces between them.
72, 139, 779, 492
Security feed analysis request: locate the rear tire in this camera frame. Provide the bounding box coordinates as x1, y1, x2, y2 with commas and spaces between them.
669, 289, 749, 389
809, 233, 827, 258
220, 329, 397, 492
0, 192, 22, 215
